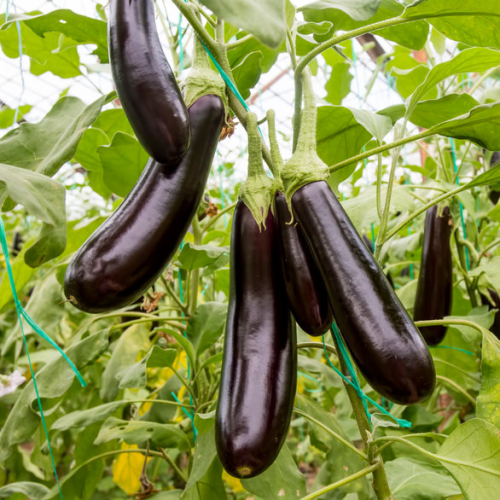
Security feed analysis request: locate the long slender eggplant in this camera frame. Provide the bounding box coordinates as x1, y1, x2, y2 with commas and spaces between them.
64, 95, 224, 313
481, 289, 500, 339
292, 181, 436, 405
363, 233, 394, 288
274, 191, 333, 336
413, 205, 453, 346
109, 0, 190, 164
216, 202, 296, 479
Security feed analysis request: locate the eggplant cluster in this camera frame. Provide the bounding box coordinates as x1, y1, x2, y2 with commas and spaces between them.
64, 0, 224, 313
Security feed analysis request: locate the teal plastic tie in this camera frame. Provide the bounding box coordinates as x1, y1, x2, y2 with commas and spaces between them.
171, 391, 198, 440
450, 137, 470, 270
324, 326, 412, 429
0, 217, 86, 500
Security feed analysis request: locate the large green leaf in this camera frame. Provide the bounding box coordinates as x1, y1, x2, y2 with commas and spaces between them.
0, 330, 109, 462
53, 401, 126, 432
324, 62, 353, 105
438, 419, 500, 499
4, 9, 108, 62
477, 332, 500, 428
407, 48, 500, 117
385, 457, 461, 500
429, 102, 500, 150
176, 243, 229, 271
301, 0, 429, 50
186, 302, 227, 355
0, 164, 66, 267
231, 51, 264, 100
100, 323, 151, 402
0, 14, 81, 78
199, 0, 286, 49
404, 0, 500, 51
0, 94, 111, 179
95, 417, 189, 449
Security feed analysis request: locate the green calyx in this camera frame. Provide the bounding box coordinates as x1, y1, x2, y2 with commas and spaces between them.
280, 68, 329, 207
184, 35, 228, 112
239, 113, 277, 230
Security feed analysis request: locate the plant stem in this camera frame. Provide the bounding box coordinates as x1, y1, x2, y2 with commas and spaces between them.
226, 33, 254, 50
165, 280, 189, 315
109, 318, 187, 332
469, 66, 500, 95
159, 447, 188, 483
415, 318, 487, 337
329, 332, 392, 499
297, 341, 337, 356
436, 375, 476, 406
302, 463, 380, 500
479, 237, 500, 261
202, 201, 238, 233
294, 408, 367, 460
330, 130, 433, 173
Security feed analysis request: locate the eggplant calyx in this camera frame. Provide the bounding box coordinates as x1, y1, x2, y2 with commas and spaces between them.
240, 112, 276, 230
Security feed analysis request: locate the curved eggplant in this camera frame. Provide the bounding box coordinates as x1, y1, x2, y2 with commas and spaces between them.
274, 191, 333, 336
64, 95, 224, 313
109, 0, 190, 164
216, 202, 296, 479
292, 181, 435, 405
413, 205, 453, 346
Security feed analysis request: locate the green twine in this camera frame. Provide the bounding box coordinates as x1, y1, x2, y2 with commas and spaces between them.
323, 325, 412, 429
171, 391, 198, 440
449, 138, 470, 270
0, 216, 86, 500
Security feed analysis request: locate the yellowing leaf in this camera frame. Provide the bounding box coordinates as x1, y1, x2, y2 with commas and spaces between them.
112, 443, 150, 495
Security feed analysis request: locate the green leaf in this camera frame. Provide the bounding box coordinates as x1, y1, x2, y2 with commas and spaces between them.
53, 401, 125, 431
407, 48, 500, 117
0, 164, 66, 267
324, 62, 353, 105
100, 323, 151, 402
176, 243, 229, 271
0, 94, 111, 179
0, 15, 81, 79
385, 457, 461, 500
5, 9, 108, 62
117, 346, 177, 389
477, 331, 500, 428
410, 94, 480, 129
402, 405, 443, 433
186, 302, 227, 355
390, 65, 432, 100
91, 108, 135, 140
301, 0, 429, 50
199, 0, 286, 49
241, 445, 307, 499
0, 482, 49, 499
438, 419, 500, 499
467, 165, 500, 190
0, 330, 109, 462
404, 1, 500, 51
95, 417, 189, 449
99, 132, 149, 197
429, 102, 500, 151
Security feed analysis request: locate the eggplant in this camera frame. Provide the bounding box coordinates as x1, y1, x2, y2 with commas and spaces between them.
481, 289, 500, 339
274, 191, 333, 336
109, 0, 190, 164
64, 95, 224, 313
413, 205, 453, 346
292, 181, 435, 405
363, 233, 394, 288
216, 202, 296, 479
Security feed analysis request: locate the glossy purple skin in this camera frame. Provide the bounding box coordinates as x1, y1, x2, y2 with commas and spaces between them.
109, 0, 190, 164
274, 191, 333, 336
216, 202, 296, 479
64, 95, 224, 313
292, 181, 435, 405
481, 289, 500, 339
413, 205, 453, 346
